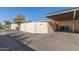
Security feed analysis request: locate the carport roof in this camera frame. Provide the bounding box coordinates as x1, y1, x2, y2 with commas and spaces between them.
46, 8, 79, 21
46, 8, 79, 17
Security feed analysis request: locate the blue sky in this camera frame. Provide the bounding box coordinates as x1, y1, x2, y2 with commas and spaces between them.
0, 7, 73, 23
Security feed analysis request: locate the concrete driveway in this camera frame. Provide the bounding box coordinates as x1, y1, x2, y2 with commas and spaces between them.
7, 29, 79, 51
9, 30, 79, 51
28, 32, 79, 51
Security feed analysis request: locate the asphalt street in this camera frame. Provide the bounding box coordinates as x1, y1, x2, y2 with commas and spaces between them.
0, 30, 34, 51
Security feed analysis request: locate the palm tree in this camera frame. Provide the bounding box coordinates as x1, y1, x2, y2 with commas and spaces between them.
13, 15, 26, 30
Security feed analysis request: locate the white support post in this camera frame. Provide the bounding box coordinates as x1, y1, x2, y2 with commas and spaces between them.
72, 10, 76, 32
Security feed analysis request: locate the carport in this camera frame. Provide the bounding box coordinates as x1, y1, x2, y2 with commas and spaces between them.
46, 8, 79, 32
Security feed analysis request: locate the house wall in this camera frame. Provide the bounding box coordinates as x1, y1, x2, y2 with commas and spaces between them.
56, 20, 79, 32
74, 20, 79, 32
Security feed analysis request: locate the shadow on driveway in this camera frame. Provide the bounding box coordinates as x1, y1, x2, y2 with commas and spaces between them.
0, 33, 34, 51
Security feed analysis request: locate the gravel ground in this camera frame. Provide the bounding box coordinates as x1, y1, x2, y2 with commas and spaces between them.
8, 30, 79, 51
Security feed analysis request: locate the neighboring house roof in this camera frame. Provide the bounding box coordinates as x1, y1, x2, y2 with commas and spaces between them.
42, 19, 55, 22
41, 19, 57, 24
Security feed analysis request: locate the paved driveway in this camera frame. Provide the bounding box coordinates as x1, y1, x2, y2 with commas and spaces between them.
28, 32, 79, 51
8, 30, 79, 51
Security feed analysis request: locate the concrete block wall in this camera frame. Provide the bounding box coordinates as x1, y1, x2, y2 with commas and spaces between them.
20, 22, 54, 33
35, 22, 48, 33
20, 23, 26, 32
25, 22, 36, 33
